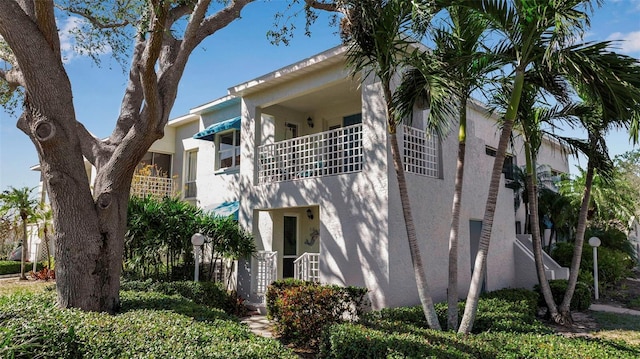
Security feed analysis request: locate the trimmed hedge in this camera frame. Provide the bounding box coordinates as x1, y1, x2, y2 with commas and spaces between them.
0, 290, 296, 358
120, 279, 247, 316
0, 260, 44, 275
266, 279, 368, 348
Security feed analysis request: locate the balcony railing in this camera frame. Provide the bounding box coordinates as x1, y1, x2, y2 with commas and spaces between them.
258, 124, 363, 184
131, 175, 175, 199
401, 125, 440, 178
293, 252, 320, 283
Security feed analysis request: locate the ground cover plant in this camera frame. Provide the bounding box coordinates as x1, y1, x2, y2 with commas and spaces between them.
319, 288, 640, 358
0, 286, 295, 358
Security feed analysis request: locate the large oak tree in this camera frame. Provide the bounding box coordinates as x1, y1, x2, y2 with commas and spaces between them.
0, 0, 254, 313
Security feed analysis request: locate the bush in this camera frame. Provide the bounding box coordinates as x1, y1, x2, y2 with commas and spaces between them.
120, 279, 247, 316
0, 260, 44, 275
266, 279, 368, 349
0, 291, 297, 359
551, 242, 633, 288
534, 279, 592, 311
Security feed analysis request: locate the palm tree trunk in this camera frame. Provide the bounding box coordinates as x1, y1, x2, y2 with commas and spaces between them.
389, 132, 441, 330
458, 69, 525, 334
559, 160, 595, 321
526, 148, 560, 322
447, 106, 467, 331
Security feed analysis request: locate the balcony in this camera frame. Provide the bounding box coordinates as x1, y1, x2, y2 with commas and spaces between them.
131, 175, 175, 199
258, 124, 363, 184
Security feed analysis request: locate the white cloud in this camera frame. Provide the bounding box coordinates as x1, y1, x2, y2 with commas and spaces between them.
58, 16, 113, 63
606, 31, 640, 55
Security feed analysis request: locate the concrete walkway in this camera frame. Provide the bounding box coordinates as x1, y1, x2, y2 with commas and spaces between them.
240, 315, 274, 338
590, 303, 640, 316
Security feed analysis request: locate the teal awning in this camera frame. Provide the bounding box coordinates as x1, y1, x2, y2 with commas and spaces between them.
193, 116, 241, 141
205, 201, 239, 220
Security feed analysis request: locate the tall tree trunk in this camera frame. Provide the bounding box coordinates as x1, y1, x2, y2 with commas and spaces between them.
559, 160, 595, 321
20, 215, 28, 280
458, 69, 525, 334
525, 146, 560, 322
382, 79, 440, 330
447, 106, 467, 331
389, 133, 441, 330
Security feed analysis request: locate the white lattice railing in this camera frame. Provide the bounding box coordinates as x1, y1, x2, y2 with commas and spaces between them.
258, 124, 363, 184
255, 251, 277, 295
401, 125, 440, 178
294, 252, 320, 283
131, 175, 175, 199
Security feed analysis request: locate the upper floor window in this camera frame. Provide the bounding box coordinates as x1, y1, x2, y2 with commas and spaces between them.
184, 150, 197, 198
217, 130, 241, 170
485, 146, 514, 181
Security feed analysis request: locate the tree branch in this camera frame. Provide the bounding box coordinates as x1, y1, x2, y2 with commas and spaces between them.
55, 5, 130, 29
0, 67, 25, 89
305, 0, 340, 12
75, 121, 108, 167
35, 0, 61, 59
195, 0, 253, 45
111, 39, 145, 143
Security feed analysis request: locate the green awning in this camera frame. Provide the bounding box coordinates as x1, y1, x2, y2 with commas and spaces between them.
193, 116, 241, 141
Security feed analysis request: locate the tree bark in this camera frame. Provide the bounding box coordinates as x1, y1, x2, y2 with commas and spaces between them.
447, 106, 467, 331
559, 160, 595, 320
20, 215, 28, 280
458, 69, 524, 334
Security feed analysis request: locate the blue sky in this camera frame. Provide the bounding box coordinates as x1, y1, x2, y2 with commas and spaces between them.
1, 0, 640, 191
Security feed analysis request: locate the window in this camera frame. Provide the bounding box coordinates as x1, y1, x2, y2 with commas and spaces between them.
485, 146, 514, 180
217, 130, 240, 170
184, 150, 197, 198
137, 152, 172, 177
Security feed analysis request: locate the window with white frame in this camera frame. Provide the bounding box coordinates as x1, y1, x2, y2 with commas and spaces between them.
217, 130, 241, 170
184, 150, 197, 198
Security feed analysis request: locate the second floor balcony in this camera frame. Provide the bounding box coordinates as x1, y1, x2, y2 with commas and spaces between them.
258, 124, 364, 184
257, 124, 441, 185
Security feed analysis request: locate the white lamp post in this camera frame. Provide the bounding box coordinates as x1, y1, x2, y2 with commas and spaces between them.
32, 237, 42, 273
588, 236, 601, 300
191, 233, 206, 282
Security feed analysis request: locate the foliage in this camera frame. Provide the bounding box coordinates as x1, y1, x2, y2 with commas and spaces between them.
120, 279, 247, 317
266, 279, 368, 349
552, 241, 634, 289
125, 196, 254, 281
0, 261, 44, 275
0, 290, 296, 359
558, 167, 638, 229
534, 280, 592, 312
320, 287, 640, 359
28, 267, 56, 281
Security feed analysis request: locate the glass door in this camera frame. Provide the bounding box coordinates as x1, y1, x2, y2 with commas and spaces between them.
282, 215, 298, 278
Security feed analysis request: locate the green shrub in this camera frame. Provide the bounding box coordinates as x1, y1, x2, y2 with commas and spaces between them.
0, 260, 44, 275
534, 279, 592, 311
266, 279, 368, 348
0, 291, 297, 359
120, 279, 247, 316
552, 242, 633, 288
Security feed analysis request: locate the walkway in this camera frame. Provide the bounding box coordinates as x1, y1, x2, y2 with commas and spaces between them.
240, 314, 274, 338
590, 303, 640, 316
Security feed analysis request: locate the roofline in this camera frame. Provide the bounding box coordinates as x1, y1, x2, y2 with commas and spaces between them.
167, 113, 199, 127
228, 45, 347, 96
189, 95, 240, 114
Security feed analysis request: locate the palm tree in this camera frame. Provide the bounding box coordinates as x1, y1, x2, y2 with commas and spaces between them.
394, 5, 501, 330
339, 0, 445, 329
458, 0, 602, 333
0, 186, 38, 280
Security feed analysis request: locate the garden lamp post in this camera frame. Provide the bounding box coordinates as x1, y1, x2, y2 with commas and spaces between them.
32, 236, 41, 273
191, 233, 205, 282
589, 236, 601, 300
